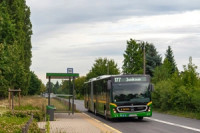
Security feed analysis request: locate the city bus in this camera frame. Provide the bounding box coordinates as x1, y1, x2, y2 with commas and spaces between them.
84, 74, 154, 120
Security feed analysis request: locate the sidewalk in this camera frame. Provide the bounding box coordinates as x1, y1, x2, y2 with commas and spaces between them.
38, 113, 121, 133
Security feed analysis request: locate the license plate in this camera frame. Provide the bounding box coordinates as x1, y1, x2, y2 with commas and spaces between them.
129, 114, 137, 117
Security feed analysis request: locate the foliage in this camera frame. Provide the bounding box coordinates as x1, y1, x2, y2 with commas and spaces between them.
0, 114, 41, 133
145, 44, 162, 76
152, 57, 200, 118
182, 57, 199, 88
14, 104, 40, 110
122, 39, 143, 74
57, 76, 86, 99
45, 117, 50, 133
27, 71, 43, 95
152, 59, 172, 83
53, 81, 60, 94
165, 46, 177, 74
122, 39, 161, 76
0, 96, 46, 132
0, 115, 29, 133
4, 106, 44, 121
75, 76, 86, 99
28, 121, 41, 133
56, 80, 71, 94
0, 0, 33, 97
86, 57, 120, 80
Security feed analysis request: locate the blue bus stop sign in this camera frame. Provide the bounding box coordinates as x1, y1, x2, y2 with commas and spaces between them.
67, 68, 73, 73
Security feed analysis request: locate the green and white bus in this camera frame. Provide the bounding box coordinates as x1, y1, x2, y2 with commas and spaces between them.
84, 74, 154, 120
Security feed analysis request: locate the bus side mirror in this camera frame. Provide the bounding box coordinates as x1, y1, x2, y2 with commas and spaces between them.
107, 80, 111, 90
149, 84, 154, 92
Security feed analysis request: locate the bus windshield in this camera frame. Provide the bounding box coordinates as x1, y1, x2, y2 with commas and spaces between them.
113, 83, 150, 103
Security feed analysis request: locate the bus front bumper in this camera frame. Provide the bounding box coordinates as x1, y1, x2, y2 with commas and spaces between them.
111, 111, 152, 118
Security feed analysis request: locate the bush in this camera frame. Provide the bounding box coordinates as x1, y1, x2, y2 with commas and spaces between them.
3, 105, 45, 121
0, 116, 29, 133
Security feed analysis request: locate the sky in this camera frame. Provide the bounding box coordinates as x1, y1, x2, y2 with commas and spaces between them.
26, 0, 200, 83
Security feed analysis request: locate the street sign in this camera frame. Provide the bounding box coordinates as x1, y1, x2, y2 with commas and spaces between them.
67, 68, 73, 73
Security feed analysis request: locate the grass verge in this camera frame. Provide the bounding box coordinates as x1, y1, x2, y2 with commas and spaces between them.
0, 95, 47, 133
154, 108, 200, 120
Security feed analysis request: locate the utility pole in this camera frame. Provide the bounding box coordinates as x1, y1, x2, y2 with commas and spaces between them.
107, 62, 109, 75
48, 76, 51, 105
143, 43, 146, 75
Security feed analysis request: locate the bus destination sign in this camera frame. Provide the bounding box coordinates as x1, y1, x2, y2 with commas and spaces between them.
114, 77, 147, 83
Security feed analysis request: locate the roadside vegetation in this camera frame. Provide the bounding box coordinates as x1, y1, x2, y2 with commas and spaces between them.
0, 96, 47, 133
152, 57, 200, 119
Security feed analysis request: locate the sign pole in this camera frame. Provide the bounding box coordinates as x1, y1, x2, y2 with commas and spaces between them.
48, 76, 51, 105
72, 77, 75, 114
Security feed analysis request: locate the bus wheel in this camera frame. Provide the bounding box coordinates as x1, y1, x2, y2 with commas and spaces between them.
94, 107, 97, 115
138, 117, 143, 120
104, 110, 108, 120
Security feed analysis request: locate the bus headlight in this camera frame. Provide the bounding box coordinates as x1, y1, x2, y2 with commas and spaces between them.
148, 107, 151, 112
113, 108, 117, 113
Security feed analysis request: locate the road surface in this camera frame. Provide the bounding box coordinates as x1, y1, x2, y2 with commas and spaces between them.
74, 100, 200, 133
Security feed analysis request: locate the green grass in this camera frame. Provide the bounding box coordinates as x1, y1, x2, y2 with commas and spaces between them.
50, 98, 79, 113
0, 116, 29, 133
0, 107, 8, 116
0, 96, 46, 133
14, 104, 40, 110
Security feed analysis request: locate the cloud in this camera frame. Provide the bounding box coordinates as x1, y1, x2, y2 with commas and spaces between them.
27, 0, 200, 83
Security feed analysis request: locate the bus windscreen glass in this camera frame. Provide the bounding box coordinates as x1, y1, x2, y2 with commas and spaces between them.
113, 83, 150, 103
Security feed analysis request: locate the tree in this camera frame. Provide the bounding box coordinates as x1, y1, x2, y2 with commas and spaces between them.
52, 81, 60, 94
165, 46, 177, 74
122, 39, 143, 74
46, 82, 54, 93
181, 57, 199, 88
145, 44, 162, 77
152, 58, 172, 83
28, 71, 42, 95
86, 57, 120, 80
122, 39, 162, 76
75, 76, 86, 99
0, 0, 33, 96
57, 80, 71, 94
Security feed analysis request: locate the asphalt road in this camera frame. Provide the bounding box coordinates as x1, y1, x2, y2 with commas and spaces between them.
74, 100, 200, 133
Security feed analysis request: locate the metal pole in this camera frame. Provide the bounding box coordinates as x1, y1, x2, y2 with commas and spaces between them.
68, 96, 71, 115
12, 92, 14, 110
72, 77, 75, 114
107, 62, 109, 75
8, 89, 11, 109
69, 77, 71, 95
48, 76, 51, 105
143, 43, 146, 75
19, 89, 21, 106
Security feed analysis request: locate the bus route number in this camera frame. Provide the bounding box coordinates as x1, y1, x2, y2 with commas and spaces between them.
115, 78, 121, 82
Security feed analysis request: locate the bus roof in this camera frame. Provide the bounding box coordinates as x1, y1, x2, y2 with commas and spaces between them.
85, 74, 150, 83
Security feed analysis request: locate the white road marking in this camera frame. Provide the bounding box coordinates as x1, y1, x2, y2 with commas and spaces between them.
146, 117, 200, 132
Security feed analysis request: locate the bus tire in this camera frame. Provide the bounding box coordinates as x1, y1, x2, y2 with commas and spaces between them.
94, 107, 97, 115
104, 109, 108, 120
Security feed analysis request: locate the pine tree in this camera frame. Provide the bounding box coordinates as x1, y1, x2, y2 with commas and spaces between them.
165, 46, 177, 74
145, 44, 162, 77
